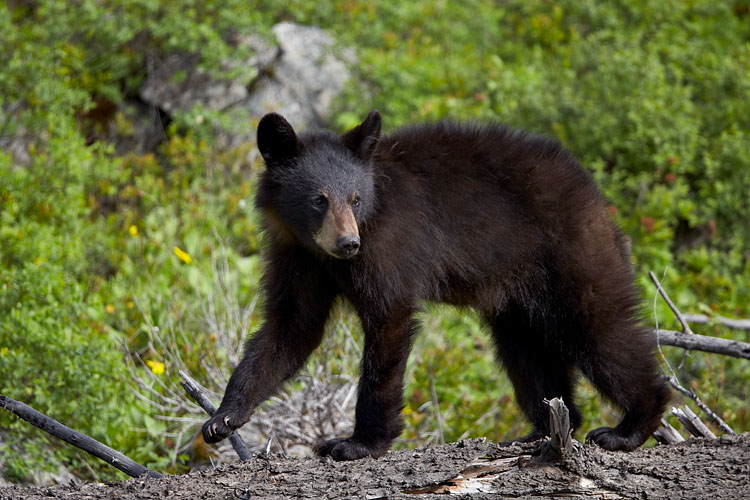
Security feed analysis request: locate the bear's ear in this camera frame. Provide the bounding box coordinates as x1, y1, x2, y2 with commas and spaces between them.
257, 113, 301, 166
342, 110, 381, 160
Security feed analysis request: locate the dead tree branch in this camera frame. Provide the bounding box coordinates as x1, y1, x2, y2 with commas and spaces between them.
649, 271, 695, 335
178, 370, 252, 460
649, 271, 736, 436
672, 405, 717, 439
653, 418, 685, 445
0, 395, 162, 479
663, 375, 735, 435
655, 329, 750, 359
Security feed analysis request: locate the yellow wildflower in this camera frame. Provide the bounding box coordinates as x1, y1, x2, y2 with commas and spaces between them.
128, 225, 138, 237
173, 246, 192, 264
106, 304, 115, 314
0, 347, 9, 357
146, 360, 165, 375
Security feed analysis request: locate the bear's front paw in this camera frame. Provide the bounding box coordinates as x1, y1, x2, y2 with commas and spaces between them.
202, 412, 239, 444
313, 437, 388, 461
586, 426, 642, 451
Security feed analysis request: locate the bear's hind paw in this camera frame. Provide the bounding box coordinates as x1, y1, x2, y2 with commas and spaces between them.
586, 426, 644, 451
314, 437, 388, 461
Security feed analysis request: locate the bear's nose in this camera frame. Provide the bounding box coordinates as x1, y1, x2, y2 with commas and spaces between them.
336, 235, 360, 256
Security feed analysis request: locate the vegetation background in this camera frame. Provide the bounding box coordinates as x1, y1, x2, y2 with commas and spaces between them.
1, 0, 749, 483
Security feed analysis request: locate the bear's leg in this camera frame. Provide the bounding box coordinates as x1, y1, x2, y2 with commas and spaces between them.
203, 252, 338, 444
489, 308, 582, 442
315, 306, 416, 460
577, 321, 670, 451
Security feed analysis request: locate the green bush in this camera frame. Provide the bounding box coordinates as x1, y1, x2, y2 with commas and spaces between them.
0, 136, 153, 480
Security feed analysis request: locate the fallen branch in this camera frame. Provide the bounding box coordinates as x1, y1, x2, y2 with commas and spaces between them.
652, 418, 685, 445
649, 271, 736, 436
655, 329, 750, 359
178, 370, 252, 460
0, 395, 162, 479
664, 375, 735, 435
672, 405, 716, 439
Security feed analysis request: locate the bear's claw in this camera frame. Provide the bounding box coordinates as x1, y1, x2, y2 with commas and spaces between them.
202, 413, 236, 443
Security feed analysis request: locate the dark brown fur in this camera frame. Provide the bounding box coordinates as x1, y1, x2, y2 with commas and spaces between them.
202, 111, 670, 460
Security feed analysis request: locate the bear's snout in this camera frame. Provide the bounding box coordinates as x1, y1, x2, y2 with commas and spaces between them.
335, 234, 360, 258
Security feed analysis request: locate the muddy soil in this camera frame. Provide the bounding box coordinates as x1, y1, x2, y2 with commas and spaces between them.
2, 434, 748, 500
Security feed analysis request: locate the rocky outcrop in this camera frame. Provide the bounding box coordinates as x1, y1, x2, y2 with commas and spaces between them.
140, 22, 354, 146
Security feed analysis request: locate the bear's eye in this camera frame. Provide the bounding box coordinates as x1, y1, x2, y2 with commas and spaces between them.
352, 195, 361, 207
312, 195, 327, 208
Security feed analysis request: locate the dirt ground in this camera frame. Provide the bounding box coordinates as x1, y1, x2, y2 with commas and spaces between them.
2, 434, 748, 500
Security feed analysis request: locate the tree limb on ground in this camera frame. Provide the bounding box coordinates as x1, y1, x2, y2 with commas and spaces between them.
178, 369, 252, 460
0, 395, 161, 479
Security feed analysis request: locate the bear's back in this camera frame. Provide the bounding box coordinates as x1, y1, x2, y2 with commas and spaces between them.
371, 120, 604, 241
352, 120, 620, 309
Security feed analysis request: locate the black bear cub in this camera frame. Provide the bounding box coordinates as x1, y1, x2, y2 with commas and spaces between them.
203, 111, 670, 460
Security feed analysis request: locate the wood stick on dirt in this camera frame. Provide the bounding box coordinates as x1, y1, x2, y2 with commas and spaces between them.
178, 370, 252, 460
0, 395, 162, 478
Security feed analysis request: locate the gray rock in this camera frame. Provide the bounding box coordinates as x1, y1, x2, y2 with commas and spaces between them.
0, 102, 34, 167
138, 22, 354, 147
140, 52, 254, 115
242, 22, 353, 130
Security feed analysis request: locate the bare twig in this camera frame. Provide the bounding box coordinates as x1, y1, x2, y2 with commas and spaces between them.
0, 395, 162, 478
649, 271, 693, 369
649, 271, 695, 335
427, 362, 445, 445
178, 370, 252, 460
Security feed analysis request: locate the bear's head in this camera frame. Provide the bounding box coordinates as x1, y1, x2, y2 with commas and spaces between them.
255, 111, 381, 259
